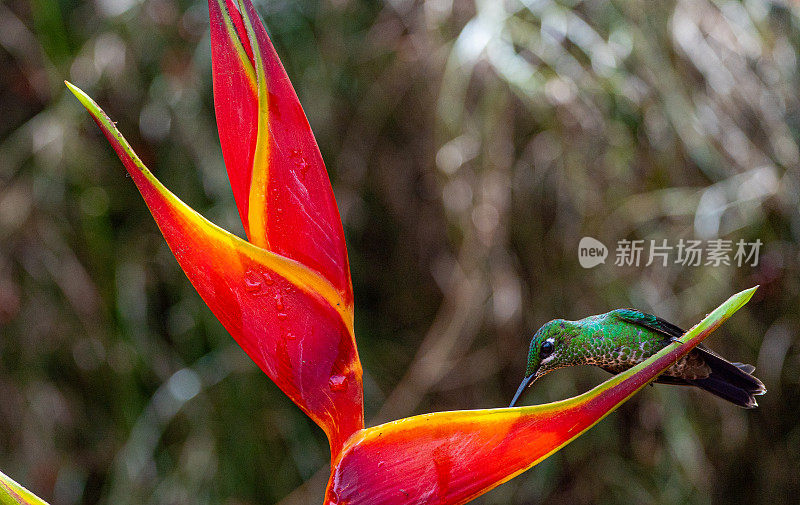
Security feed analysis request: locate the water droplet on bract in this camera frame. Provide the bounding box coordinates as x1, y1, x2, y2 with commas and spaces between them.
329, 375, 347, 392
286, 331, 296, 340
290, 149, 310, 178
277, 312, 288, 321
263, 272, 274, 285
274, 292, 285, 311
297, 159, 309, 176
244, 271, 262, 292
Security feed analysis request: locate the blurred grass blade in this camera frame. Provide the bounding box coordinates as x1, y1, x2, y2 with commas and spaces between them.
0, 471, 48, 505
325, 287, 757, 505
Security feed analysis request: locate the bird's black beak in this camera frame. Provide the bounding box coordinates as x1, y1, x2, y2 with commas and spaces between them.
509, 373, 536, 407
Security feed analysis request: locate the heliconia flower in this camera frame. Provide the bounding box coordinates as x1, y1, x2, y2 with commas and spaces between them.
66, 0, 362, 459
59, 0, 758, 503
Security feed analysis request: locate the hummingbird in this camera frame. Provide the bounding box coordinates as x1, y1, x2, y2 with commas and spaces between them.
509, 309, 766, 408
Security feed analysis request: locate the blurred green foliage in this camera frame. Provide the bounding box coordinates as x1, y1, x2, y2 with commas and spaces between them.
1, 0, 799, 504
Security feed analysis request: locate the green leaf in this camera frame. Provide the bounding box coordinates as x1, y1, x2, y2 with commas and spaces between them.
0, 471, 49, 505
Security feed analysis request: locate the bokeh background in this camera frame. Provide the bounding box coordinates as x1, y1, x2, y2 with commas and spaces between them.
1, 0, 799, 503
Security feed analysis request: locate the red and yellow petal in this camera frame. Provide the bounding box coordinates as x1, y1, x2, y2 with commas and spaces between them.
66, 82, 363, 456
324, 287, 757, 505
209, 0, 353, 304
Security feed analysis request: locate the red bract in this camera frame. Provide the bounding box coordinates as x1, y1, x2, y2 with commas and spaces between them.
67, 0, 362, 457
65, 1, 758, 503
323, 289, 753, 504
208, 0, 352, 299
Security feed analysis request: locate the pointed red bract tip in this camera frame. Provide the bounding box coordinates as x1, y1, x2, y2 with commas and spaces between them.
66, 81, 364, 457
208, 0, 353, 307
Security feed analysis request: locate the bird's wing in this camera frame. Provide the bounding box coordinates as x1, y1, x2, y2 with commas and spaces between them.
612, 309, 686, 341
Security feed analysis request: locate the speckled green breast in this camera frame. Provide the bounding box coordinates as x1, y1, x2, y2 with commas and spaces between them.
569, 313, 710, 379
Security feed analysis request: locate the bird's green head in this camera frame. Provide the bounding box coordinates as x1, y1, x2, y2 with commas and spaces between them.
509, 318, 574, 407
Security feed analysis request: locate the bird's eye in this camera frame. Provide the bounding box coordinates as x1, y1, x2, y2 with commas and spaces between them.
540, 340, 554, 358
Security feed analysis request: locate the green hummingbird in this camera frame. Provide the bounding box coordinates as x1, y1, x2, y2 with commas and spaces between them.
509, 309, 766, 408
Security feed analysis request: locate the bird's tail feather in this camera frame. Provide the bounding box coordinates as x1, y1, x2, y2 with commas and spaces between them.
689, 349, 766, 408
